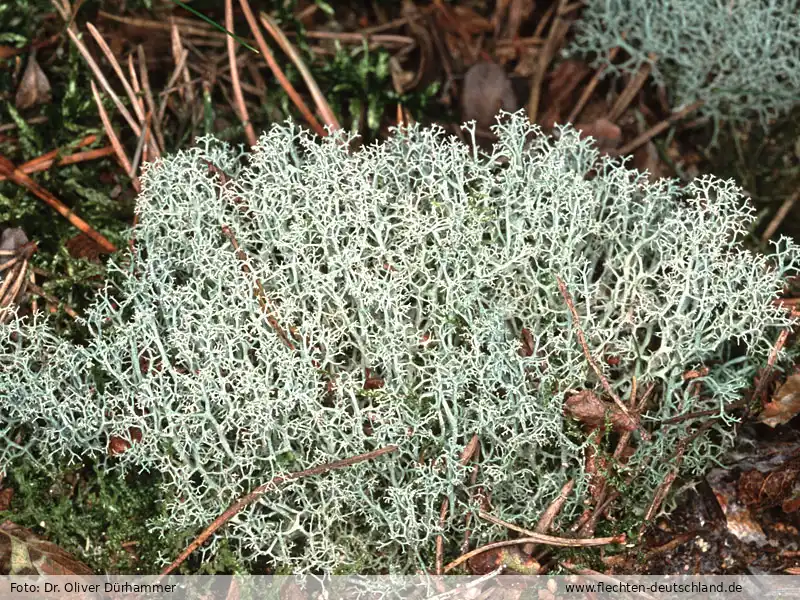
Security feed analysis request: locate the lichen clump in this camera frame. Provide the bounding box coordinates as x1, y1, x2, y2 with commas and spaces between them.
570, 0, 800, 124
1, 115, 798, 572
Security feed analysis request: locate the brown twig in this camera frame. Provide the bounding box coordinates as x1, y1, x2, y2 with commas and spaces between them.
64, 27, 142, 139
160, 445, 399, 575
26, 283, 80, 320
238, 0, 326, 137
137, 45, 164, 158
0, 155, 116, 254
435, 435, 480, 574
527, 0, 571, 123
522, 479, 575, 554
762, 188, 800, 243
556, 276, 631, 419
615, 100, 704, 156
444, 515, 623, 573
221, 226, 296, 350
608, 54, 655, 122
91, 80, 141, 194
258, 12, 340, 132
226, 0, 257, 146
85, 23, 147, 125
0, 146, 114, 181
567, 47, 620, 124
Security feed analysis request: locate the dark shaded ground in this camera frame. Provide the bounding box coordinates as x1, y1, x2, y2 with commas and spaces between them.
606, 420, 800, 575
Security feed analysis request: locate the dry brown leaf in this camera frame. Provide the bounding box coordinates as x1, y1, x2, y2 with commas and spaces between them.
0, 521, 93, 575
108, 427, 143, 457
564, 390, 637, 433
15, 52, 51, 110
760, 374, 800, 427
65, 233, 105, 262
467, 544, 540, 575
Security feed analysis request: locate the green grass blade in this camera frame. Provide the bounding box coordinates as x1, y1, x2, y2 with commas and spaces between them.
167, 0, 260, 54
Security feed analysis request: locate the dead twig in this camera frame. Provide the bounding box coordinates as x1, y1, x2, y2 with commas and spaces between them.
91, 81, 140, 194
762, 188, 800, 243
26, 283, 80, 320
556, 276, 633, 420
238, 0, 326, 137
0, 155, 116, 254
226, 0, 257, 146
615, 100, 705, 156
444, 514, 624, 573
160, 445, 399, 575
521, 479, 575, 554
258, 11, 340, 132
527, 0, 571, 123
567, 47, 620, 124
608, 54, 655, 122
436, 435, 480, 574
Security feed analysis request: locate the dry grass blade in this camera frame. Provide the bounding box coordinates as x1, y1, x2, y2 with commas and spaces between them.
64, 28, 142, 139
0, 155, 116, 254
238, 0, 326, 136
91, 80, 140, 194
258, 11, 340, 132
226, 0, 257, 146
85, 23, 146, 124
160, 445, 399, 575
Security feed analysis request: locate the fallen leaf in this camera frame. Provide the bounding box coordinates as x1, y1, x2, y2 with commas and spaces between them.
564, 390, 637, 433
760, 374, 800, 427
518, 328, 534, 357
0, 521, 93, 575
15, 52, 51, 111
468, 544, 540, 575
65, 233, 105, 262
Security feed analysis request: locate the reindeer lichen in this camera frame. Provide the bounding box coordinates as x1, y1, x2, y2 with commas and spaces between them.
1, 115, 798, 572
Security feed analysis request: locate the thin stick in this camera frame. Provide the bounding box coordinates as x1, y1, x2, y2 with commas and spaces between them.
527, 0, 570, 123
137, 45, 164, 157
64, 27, 142, 139
297, 30, 414, 46
91, 81, 140, 194
239, 0, 326, 137
26, 283, 80, 320
608, 54, 655, 123
0, 155, 116, 254
750, 327, 791, 405
567, 47, 619, 124
762, 189, 800, 242
258, 11, 340, 132
170, 21, 195, 107
0, 147, 115, 180
522, 479, 575, 554
161, 445, 398, 575
19, 134, 97, 169
226, 0, 257, 146
444, 519, 623, 573
615, 100, 704, 156
85, 23, 146, 124
158, 48, 190, 123
435, 435, 479, 574
556, 276, 630, 418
